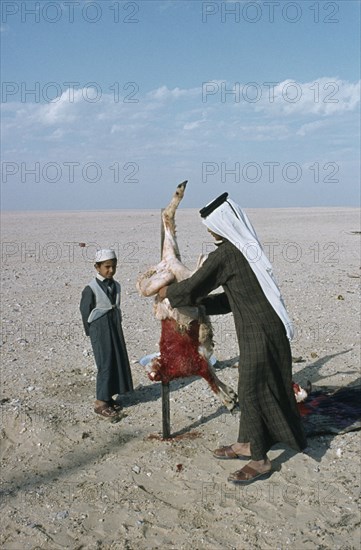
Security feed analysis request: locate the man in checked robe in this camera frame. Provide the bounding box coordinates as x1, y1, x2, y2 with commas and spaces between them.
158, 193, 307, 484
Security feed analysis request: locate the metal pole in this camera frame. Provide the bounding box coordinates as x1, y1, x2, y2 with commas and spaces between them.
161, 382, 171, 439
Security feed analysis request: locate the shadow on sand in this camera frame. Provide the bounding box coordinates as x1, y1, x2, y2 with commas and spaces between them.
127, 348, 360, 466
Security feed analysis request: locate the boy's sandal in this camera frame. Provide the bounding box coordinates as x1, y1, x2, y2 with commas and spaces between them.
110, 399, 123, 411
94, 403, 119, 418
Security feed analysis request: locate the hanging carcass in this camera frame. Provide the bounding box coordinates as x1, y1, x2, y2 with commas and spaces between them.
137, 181, 239, 412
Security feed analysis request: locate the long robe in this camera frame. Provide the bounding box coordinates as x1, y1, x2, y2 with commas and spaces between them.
80, 279, 133, 401
166, 239, 307, 460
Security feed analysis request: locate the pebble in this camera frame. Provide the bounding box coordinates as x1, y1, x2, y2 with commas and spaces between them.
132, 465, 141, 474
55, 510, 69, 520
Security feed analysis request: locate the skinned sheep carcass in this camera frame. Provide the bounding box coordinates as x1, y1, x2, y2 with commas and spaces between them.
137, 181, 239, 413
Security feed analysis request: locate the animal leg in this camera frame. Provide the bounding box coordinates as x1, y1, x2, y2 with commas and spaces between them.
161, 181, 193, 282
211, 370, 239, 414
162, 180, 187, 262
137, 181, 191, 296
197, 360, 239, 414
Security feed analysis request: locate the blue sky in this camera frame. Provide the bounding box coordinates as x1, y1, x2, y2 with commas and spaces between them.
1, 0, 360, 210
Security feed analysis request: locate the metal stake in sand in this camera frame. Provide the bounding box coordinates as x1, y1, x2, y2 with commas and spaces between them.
160, 208, 171, 439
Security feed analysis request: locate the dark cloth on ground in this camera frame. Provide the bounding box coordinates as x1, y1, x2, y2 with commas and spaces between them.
80, 279, 133, 401
166, 239, 307, 460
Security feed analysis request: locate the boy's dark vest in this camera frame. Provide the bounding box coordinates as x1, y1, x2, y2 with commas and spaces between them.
87, 278, 121, 324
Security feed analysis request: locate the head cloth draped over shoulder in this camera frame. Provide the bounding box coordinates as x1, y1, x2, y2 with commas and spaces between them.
95, 249, 117, 263
200, 193, 294, 340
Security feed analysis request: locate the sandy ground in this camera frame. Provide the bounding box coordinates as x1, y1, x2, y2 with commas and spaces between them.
0, 207, 360, 550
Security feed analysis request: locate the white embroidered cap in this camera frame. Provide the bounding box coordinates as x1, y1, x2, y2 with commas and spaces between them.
95, 249, 117, 263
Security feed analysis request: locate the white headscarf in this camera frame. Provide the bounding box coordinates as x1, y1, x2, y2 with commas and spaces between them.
202, 198, 294, 340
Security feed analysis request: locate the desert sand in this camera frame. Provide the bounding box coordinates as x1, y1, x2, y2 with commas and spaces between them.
1, 207, 360, 550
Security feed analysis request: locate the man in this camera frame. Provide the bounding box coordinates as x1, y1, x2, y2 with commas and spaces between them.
158, 193, 307, 484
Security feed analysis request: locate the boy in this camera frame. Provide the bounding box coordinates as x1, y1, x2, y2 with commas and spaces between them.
80, 249, 133, 418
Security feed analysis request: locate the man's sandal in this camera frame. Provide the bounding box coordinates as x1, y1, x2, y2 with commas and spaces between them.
213, 445, 250, 460
228, 464, 272, 484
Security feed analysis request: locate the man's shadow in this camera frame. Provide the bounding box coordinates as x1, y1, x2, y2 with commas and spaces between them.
124, 348, 360, 459
284, 348, 360, 463
292, 348, 357, 386
229, 348, 361, 470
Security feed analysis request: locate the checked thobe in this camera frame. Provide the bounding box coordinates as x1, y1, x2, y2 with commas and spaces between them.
166, 239, 307, 460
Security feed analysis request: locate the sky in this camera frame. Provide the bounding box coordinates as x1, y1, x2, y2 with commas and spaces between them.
1, 0, 360, 210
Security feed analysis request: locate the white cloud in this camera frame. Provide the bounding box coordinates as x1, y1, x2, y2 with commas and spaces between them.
147, 85, 200, 101
237, 124, 290, 141
255, 78, 360, 116
296, 120, 329, 137
45, 128, 66, 141
1, 78, 359, 169
38, 89, 84, 125
183, 118, 206, 131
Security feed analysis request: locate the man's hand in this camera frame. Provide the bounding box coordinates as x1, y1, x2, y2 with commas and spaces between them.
158, 286, 168, 301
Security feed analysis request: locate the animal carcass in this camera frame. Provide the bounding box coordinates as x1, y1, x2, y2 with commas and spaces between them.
137, 181, 238, 412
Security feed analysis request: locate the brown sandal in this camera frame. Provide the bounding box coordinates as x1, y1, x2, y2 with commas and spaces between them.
213, 445, 250, 460
110, 399, 123, 412
228, 464, 272, 484
94, 403, 118, 418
